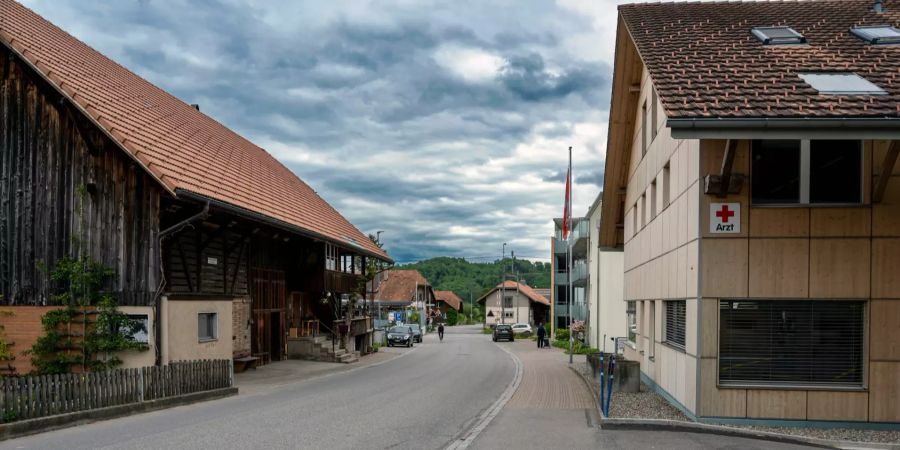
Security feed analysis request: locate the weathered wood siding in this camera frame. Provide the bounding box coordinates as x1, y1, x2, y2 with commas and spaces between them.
163, 221, 249, 296
0, 47, 162, 306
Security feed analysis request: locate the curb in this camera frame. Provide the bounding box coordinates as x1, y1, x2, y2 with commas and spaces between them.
569, 365, 896, 450
0, 387, 238, 442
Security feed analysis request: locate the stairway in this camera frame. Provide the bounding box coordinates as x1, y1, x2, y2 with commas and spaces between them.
288, 335, 359, 364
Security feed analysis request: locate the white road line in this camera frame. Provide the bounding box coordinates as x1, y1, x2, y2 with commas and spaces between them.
444, 344, 523, 450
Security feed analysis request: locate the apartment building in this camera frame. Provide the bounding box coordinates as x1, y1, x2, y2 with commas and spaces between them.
550, 218, 589, 332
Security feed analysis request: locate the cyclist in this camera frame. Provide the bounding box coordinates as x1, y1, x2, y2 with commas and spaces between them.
438, 323, 445, 342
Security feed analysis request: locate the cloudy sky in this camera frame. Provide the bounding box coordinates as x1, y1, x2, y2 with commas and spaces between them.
23, 0, 631, 263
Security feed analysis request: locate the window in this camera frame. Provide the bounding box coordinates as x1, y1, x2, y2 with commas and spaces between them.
557, 316, 567, 330
503, 296, 514, 308
751, 140, 862, 205
664, 300, 686, 350
122, 314, 149, 344
626, 301, 637, 344
632, 202, 638, 236
325, 243, 338, 271
651, 87, 659, 141
799, 73, 887, 96
850, 25, 900, 44
719, 300, 865, 387
647, 301, 656, 359
751, 26, 806, 45
662, 162, 671, 209
504, 311, 514, 319
640, 194, 647, 228
198, 313, 218, 342
650, 180, 657, 219
641, 100, 648, 157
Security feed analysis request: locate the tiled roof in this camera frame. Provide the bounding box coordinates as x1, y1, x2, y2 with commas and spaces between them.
0, 0, 389, 260
478, 281, 550, 306
373, 270, 429, 302
434, 290, 463, 311
620, 0, 900, 119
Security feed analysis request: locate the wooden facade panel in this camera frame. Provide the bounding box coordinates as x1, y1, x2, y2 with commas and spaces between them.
806, 391, 868, 422
701, 238, 748, 298
0, 49, 161, 306
809, 208, 871, 237
873, 140, 900, 176
746, 390, 807, 420
869, 362, 900, 422
749, 208, 809, 237
872, 238, 900, 299
699, 358, 746, 417
164, 223, 249, 296
808, 239, 870, 298
748, 239, 809, 298
870, 300, 900, 361
873, 180, 900, 236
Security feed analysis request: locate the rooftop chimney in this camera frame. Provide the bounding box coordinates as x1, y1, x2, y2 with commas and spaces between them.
874, 0, 884, 13
190, 104, 200, 111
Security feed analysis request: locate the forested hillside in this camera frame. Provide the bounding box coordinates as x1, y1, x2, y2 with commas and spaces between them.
400, 257, 551, 303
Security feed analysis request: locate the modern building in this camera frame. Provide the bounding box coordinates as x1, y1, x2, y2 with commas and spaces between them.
550, 218, 589, 332
598, 0, 899, 425
478, 281, 550, 327
0, 0, 390, 373
585, 194, 626, 353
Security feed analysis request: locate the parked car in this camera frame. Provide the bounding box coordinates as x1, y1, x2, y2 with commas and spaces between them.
387, 326, 414, 347
511, 323, 532, 334
408, 324, 423, 343
492, 324, 514, 342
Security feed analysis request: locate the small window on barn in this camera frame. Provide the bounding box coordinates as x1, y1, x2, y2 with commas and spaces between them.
198, 312, 218, 342
850, 25, 900, 45
751, 26, 806, 45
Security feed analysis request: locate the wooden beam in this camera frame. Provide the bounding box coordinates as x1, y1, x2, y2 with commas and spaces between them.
718, 139, 738, 198
873, 141, 899, 203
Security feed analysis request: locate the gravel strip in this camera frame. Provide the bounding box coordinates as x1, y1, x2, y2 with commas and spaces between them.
575, 361, 900, 445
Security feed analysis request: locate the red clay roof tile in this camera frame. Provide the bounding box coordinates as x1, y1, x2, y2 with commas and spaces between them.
0, 0, 389, 260
433, 290, 463, 311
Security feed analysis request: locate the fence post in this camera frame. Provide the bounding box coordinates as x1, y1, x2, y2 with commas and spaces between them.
138, 367, 145, 402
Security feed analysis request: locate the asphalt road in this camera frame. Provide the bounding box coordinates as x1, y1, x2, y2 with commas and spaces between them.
0, 325, 514, 450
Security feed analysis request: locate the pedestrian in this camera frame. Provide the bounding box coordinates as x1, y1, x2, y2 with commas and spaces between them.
536, 323, 546, 348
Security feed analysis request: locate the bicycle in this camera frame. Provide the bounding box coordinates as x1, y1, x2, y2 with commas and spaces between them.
438, 325, 445, 343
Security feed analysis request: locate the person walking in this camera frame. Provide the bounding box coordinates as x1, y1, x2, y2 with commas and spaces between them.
438, 323, 445, 342
536, 323, 546, 348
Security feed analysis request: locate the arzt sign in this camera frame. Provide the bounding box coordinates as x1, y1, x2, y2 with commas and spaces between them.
710, 203, 740, 233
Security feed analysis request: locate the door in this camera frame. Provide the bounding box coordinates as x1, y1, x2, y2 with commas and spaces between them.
251, 268, 286, 361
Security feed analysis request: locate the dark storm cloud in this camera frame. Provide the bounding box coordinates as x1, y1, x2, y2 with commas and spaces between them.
24, 0, 614, 262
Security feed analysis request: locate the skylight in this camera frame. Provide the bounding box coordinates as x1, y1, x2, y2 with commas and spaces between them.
850, 25, 900, 44
798, 73, 887, 95
751, 26, 806, 45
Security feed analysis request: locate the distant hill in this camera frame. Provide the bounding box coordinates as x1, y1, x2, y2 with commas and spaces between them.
400, 257, 551, 305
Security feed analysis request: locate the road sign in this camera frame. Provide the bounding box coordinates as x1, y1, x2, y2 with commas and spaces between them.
710, 202, 740, 234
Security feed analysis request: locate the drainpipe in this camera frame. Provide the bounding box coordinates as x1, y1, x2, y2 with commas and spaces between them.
152, 201, 210, 365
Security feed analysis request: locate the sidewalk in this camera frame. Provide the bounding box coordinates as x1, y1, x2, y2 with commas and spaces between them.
235, 349, 400, 395
470, 340, 601, 449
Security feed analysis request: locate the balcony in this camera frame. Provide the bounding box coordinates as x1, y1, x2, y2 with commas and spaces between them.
554, 261, 588, 286
553, 220, 590, 258
325, 270, 364, 293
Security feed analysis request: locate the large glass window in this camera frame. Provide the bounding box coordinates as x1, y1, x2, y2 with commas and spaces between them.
809, 141, 862, 203
664, 300, 686, 350
719, 300, 865, 387
751, 140, 862, 205
751, 140, 801, 204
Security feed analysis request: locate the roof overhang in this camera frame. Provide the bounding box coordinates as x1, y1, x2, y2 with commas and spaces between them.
177, 189, 393, 263
669, 118, 900, 140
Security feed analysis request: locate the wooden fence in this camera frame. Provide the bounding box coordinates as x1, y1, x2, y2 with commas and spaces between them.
0, 359, 232, 423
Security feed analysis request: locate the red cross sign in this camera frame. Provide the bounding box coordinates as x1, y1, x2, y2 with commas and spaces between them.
710, 203, 740, 233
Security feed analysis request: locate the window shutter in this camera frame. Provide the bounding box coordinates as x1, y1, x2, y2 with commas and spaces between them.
664, 300, 686, 349
719, 300, 865, 387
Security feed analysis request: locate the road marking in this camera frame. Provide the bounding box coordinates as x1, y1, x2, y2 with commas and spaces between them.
444, 344, 523, 450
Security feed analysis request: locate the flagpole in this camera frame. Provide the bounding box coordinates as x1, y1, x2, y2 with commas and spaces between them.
567, 146, 574, 364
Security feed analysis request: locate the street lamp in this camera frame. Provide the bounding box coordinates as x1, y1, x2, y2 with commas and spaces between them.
376, 230, 384, 243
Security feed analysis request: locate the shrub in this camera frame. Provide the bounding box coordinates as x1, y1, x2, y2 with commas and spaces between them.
555, 328, 569, 342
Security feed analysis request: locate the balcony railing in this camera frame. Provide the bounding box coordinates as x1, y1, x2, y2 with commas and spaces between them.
325, 270, 363, 293
554, 220, 589, 242
555, 261, 588, 286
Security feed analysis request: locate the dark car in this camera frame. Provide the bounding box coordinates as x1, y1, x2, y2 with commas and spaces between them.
387, 326, 414, 347
408, 324, 423, 343
493, 324, 514, 342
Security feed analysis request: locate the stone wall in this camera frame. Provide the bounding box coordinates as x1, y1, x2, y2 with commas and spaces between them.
232, 297, 251, 358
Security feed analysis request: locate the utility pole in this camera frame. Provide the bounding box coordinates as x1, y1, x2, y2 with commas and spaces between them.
501, 243, 507, 325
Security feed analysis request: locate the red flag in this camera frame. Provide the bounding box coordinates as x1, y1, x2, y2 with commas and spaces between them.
562, 164, 571, 240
